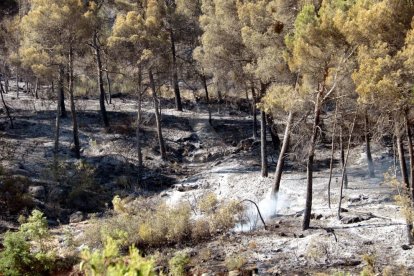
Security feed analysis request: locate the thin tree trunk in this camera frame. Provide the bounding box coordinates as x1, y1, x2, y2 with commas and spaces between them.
34, 78, 39, 99
54, 78, 61, 155
202, 74, 212, 126
338, 113, 357, 219
68, 47, 80, 159
268, 115, 281, 152
106, 69, 112, 104
327, 103, 338, 209
170, 29, 182, 112
260, 83, 268, 177
251, 85, 258, 139
303, 89, 323, 230
94, 32, 109, 128
396, 118, 414, 244
136, 68, 143, 184
59, 67, 67, 118
0, 80, 13, 128
271, 111, 294, 197
405, 109, 414, 200
5, 77, 9, 93
16, 72, 19, 99
340, 126, 348, 189
365, 110, 375, 177
149, 69, 166, 160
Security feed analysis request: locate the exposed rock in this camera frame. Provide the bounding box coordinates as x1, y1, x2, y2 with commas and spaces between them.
69, 211, 85, 224
28, 186, 46, 200
401, 244, 412, 250
341, 213, 374, 224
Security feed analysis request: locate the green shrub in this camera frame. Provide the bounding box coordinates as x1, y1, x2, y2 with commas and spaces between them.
80, 235, 154, 276
0, 210, 55, 276
168, 251, 190, 276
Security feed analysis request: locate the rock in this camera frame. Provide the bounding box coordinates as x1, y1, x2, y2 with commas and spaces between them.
176, 133, 199, 143
175, 184, 199, 192
69, 211, 85, 223
47, 219, 59, 227
28, 186, 46, 200
237, 138, 255, 151
401, 244, 412, 250
228, 271, 241, 276
49, 186, 66, 202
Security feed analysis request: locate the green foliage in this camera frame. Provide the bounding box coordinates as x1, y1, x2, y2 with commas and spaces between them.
80, 235, 154, 276
168, 251, 190, 276
0, 210, 55, 276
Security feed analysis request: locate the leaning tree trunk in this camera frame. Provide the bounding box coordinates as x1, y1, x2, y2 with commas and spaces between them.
202, 74, 212, 126
327, 102, 338, 209
68, 47, 80, 159
338, 113, 357, 219
94, 33, 109, 128
271, 111, 294, 198
251, 85, 258, 139
0, 79, 14, 128
405, 109, 414, 200
365, 110, 375, 178
396, 118, 414, 244
170, 29, 182, 112
149, 69, 167, 160
340, 126, 349, 189
303, 89, 323, 230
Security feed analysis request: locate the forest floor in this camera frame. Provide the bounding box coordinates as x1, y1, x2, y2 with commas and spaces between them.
1, 87, 414, 275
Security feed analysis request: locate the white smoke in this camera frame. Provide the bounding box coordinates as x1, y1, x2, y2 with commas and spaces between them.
235, 189, 290, 232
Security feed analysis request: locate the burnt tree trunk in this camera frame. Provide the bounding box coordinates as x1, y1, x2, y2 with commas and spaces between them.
54, 77, 61, 155
260, 83, 268, 177
267, 115, 281, 152
68, 47, 80, 159
202, 74, 212, 126
340, 126, 348, 189
93, 32, 109, 128
327, 102, 338, 209
170, 29, 182, 112
59, 67, 67, 118
34, 78, 39, 99
365, 110, 375, 177
396, 118, 414, 244
338, 113, 357, 219
271, 111, 294, 197
0, 79, 13, 128
149, 69, 167, 160
302, 89, 323, 230
405, 109, 414, 200
106, 69, 112, 104
251, 85, 258, 139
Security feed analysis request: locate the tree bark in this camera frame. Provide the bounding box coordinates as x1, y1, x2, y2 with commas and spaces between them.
251, 85, 258, 139
5, 77, 9, 93
59, 67, 67, 118
405, 109, 414, 200
34, 78, 39, 99
54, 78, 61, 155
303, 89, 323, 230
267, 114, 281, 152
271, 111, 294, 197
93, 32, 109, 128
340, 126, 348, 189
149, 69, 167, 160
170, 29, 182, 112
396, 118, 414, 244
327, 102, 338, 209
338, 113, 357, 219
136, 68, 143, 184
106, 69, 112, 104
260, 83, 268, 177
15, 72, 19, 99
365, 110, 375, 178
68, 47, 80, 159
0, 79, 13, 128
202, 74, 212, 126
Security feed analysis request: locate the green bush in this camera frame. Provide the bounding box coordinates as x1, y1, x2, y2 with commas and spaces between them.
0, 210, 55, 276
168, 251, 190, 276
80, 235, 154, 276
